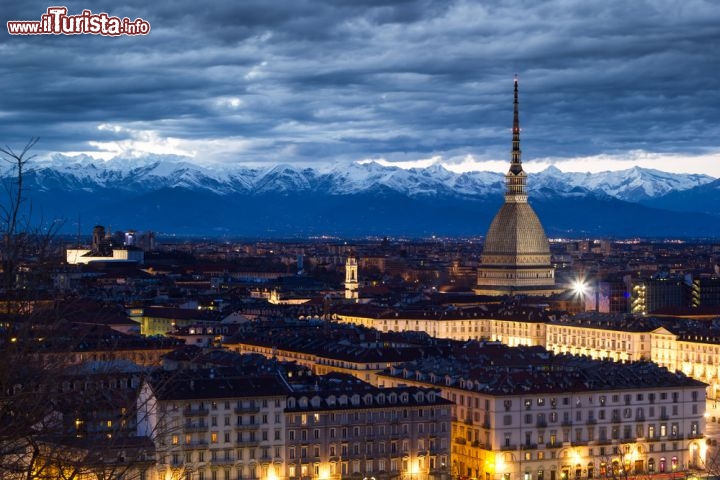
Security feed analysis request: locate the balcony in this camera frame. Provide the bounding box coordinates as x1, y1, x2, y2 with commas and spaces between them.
561, 420, 573, 427
183, 408, 210, 417
545, 442, 561, 449
521, 444, 538, 450
586, 418, 597, 425
611, 416, 621, 423
235, 405, 261, 414
187, 440, 208, 447
236, 423, 261, 430
237, 440, 259, 447
454, 437, 467, 445
571, 441, 589, 447
184, 423, 209, 433
536, 420, 548, 428
500, 444, 517, 451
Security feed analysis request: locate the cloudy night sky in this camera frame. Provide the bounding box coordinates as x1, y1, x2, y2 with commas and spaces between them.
2, 0, 720, 176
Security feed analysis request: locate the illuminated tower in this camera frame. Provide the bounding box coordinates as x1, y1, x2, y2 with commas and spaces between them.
475, 76, 558, 296
344, 253, 359, 302
92, 225, 105, 252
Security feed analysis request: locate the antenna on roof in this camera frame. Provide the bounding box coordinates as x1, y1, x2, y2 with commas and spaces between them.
76, 213, 82, 247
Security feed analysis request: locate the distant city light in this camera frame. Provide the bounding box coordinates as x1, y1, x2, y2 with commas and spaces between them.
572, 279, 588, 297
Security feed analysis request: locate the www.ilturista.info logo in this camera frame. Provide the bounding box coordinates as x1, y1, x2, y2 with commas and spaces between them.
7, 7, 150, 36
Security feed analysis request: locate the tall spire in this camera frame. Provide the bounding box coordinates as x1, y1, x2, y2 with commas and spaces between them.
510, 74, 522, 173
505, 74, 527, 201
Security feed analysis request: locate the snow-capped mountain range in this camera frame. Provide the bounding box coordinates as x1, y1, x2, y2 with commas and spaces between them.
6, 155, 719, 237
23, 154, 716, 202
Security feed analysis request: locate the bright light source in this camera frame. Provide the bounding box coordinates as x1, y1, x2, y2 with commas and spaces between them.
572, 279, 588, 296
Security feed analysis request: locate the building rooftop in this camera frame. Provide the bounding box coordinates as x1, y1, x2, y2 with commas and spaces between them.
147, 370, 291, 401
333, 302, 551, 323
285, 372, 453, 412
548, 312, 663, 332
226, 318, 455, 364
382, 342, 705, 395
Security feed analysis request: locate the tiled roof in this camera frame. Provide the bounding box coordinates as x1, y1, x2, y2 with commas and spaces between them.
148, 371, 290, 401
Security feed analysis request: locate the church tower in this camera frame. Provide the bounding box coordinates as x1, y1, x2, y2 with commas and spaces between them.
475, 76, 558, 296
344, 253, 359, 302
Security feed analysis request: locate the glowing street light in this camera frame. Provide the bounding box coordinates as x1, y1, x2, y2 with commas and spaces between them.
572, 279, 588, 297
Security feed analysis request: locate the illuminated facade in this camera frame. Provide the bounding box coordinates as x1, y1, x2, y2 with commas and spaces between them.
137, 375, 289, 480
335, 307, 720, 399
545, 317, 652, 363
380, 355, 707, 480
475, 77, 557, 297
65, 246, 145, 264
284, 376, 452, 480
345, 254, 359, 302
333, 307, 547, 346
630, 277, 684, 315
136, 373, 452, 480
650, 328, 720, 401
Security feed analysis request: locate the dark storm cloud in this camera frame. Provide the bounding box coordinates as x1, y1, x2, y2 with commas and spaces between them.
1, 0, 719, 172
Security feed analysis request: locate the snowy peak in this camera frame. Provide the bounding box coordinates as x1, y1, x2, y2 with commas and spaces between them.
19, 155, 717, 201
533, 166, 714, 202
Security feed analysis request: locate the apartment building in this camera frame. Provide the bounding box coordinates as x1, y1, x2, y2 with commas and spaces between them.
136, 370, 453, 480
284, 373, 452, 480
137, 372, 290, 480
379, 344, 707, 480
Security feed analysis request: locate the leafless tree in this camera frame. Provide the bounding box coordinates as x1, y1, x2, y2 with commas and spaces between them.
0, 138, 179, 480
1, 138, 63, 312
1, 138, 38, 296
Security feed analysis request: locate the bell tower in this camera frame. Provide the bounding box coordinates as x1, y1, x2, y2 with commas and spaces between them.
344, 252, 359, 302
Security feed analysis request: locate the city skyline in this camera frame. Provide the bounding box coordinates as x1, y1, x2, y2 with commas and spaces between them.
2, 1, 720, 177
